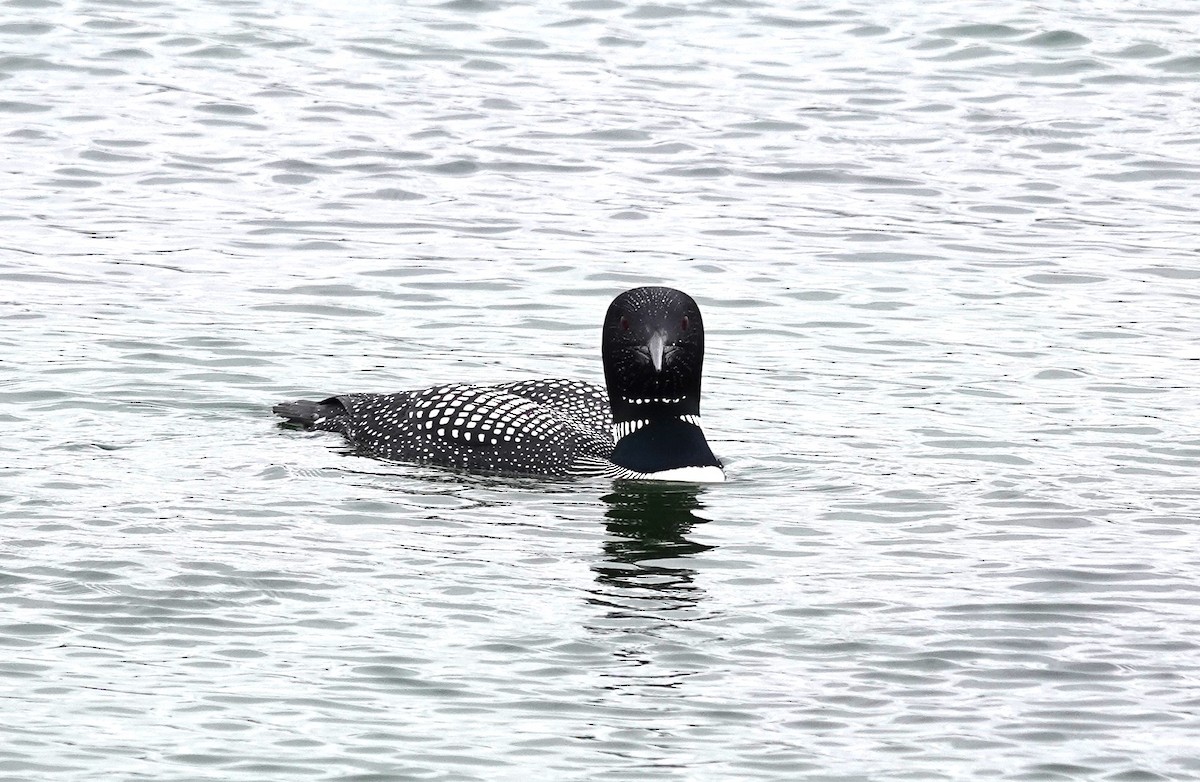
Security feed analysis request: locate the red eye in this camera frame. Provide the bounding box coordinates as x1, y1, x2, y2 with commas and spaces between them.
680, 316, 689, 331
620, 316, 630, 331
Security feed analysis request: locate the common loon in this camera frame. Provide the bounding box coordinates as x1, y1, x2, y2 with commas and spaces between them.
273, 286, 724, 482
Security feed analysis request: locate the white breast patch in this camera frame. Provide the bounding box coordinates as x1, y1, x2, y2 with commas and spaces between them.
638, 465, 726, 483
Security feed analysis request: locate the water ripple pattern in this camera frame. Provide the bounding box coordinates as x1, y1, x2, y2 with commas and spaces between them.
2, 0, 1199, 779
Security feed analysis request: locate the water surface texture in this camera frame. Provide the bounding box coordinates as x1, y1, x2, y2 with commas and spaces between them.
3, 0, 1200, 779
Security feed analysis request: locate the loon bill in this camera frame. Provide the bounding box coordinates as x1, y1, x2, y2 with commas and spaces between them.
273, 286, 724, 482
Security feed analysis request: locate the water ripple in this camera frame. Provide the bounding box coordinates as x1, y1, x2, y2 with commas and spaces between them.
3, 0, 1200, 779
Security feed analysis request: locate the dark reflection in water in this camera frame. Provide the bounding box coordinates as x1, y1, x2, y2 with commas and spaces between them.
590, 483, 714, 619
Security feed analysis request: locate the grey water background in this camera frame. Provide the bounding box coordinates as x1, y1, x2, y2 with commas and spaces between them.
3, 0, 1200, 778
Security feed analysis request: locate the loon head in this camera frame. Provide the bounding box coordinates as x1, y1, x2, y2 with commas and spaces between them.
602, 286, 705, 424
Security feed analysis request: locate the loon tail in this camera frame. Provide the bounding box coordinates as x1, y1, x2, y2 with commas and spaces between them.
273, 398, 346, 431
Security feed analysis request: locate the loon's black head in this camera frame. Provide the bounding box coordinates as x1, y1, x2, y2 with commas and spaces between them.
602, 286, 705, 424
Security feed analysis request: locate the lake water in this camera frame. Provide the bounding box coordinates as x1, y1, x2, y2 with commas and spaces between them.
3, 0, 1200, 778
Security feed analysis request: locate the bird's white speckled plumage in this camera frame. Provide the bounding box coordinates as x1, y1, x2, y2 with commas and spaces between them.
333, 379, 616, 477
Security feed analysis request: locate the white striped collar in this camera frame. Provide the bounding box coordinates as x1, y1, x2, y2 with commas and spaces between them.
612, 414, 702, 442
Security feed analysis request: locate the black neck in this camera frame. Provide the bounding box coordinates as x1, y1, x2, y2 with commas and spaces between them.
611, 417, 720, 473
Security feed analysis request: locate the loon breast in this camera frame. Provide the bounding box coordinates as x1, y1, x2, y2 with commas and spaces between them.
274, 287, 724, 482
